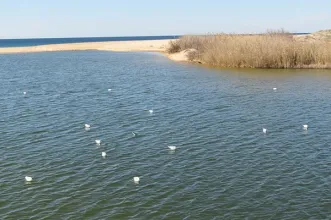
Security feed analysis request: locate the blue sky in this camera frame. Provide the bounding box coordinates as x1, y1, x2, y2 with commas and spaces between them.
0, 0, 330, 38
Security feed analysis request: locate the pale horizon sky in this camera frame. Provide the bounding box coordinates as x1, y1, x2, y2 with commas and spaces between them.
0, 0, 330, 39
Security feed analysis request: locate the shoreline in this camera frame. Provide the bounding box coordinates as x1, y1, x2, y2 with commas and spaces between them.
0, 39, 192, 63
0, 39, 171, 53
0, 39, 171, 54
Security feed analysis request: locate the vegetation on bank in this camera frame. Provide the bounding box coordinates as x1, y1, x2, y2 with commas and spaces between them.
167, 30, 331, 68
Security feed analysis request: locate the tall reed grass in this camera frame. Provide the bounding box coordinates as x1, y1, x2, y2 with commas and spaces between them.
167, 31, 331, 68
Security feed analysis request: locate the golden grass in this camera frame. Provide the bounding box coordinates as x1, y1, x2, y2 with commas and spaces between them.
167, 31, 331, 68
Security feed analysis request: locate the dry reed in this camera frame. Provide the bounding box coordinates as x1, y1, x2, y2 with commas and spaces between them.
167, 31, 331, 68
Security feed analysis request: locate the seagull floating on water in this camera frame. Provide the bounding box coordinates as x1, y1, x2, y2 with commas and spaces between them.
133, 177, 140, 183
303, 124, 308, 130
85, 124, 91, 129
149, 109, 153, 114
108, 89, 112, 92
102, 152, 106, 157
23, 91, 27, 95
273, 88, 277, 91
25, 176, 32, 182
95, 139, 101, 145
263, 128, 267, 134
168, 146, 177, 151
132, 132, 136, 137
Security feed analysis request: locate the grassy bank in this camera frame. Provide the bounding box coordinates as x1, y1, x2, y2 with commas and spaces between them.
167, 30, 331, 68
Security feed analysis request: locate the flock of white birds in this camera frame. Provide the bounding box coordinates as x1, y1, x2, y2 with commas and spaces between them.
24, 89, 176, 184
23, 87, 307, 183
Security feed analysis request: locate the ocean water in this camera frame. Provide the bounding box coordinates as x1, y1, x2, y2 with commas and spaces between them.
1, 51, 331, 219
0, 36, 179, 48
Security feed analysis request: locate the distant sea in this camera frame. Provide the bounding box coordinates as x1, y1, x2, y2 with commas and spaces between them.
0, 35, 180, 48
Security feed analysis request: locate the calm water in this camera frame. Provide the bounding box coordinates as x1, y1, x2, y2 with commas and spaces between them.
0, 36, 179, 48
1, 51, 331, 219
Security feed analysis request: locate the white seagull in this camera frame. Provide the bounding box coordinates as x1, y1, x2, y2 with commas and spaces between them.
263, 128, 267, 134
108, 89, 112, 92
273, 88, 277, 91
132, 132, 136, 137
23, 91, 27, 95
133, 177, 140, 183
168, 146, 177, 151
303, 124, 308, 130
85, 124, 91, 129
25, 176, 32, 182
95, 139, 101, 145
102, 152, 106, 157
149, 109, 153, 114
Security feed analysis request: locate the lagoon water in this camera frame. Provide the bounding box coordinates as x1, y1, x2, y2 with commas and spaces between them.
1, 51, 331, 219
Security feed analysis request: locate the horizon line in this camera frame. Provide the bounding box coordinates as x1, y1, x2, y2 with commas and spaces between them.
0, 32, 313, 41
0, 35, 181, 41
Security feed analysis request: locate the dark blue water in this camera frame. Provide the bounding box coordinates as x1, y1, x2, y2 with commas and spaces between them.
0, 36, 179, 48
1, 51, 331, 219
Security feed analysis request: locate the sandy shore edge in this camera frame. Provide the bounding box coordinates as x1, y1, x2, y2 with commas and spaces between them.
0, 39, 191, 63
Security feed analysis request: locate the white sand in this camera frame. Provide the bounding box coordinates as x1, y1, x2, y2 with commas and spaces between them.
167, 49, 198, 62
0, 39, 192, 63
0, 39, 200, 62
0, 40, 170, 54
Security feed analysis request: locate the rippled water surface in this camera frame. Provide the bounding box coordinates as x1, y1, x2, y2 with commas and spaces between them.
1, 51, 331, 219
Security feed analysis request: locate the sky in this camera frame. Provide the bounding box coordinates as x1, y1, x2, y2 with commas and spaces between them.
0, 0, 330, 39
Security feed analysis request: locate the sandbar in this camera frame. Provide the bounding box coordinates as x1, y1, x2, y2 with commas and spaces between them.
0, 39, 171, 54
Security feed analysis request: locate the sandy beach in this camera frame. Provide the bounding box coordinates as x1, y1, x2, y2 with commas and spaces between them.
0, 40, 171, 54
0, 39, 193, 63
